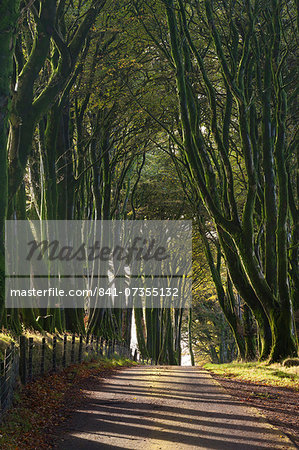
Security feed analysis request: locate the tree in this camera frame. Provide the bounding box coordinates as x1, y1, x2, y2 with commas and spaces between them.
0, 0, 20, 324
160, 0, 298, 361
8, 0, 106, 206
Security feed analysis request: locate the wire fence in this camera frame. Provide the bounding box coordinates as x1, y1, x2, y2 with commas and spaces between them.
0, 334, 135, 422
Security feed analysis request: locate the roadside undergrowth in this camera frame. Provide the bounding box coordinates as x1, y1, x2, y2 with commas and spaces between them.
0, 358, 136, 449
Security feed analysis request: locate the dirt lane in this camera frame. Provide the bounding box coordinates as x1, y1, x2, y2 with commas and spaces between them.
54, 366, 295, 449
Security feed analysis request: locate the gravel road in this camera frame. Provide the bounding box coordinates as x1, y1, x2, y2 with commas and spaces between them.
55, 366, 295, 449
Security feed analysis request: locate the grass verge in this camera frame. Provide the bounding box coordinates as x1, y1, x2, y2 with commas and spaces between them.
0, 357, 137, 449
204, 361, 299, 390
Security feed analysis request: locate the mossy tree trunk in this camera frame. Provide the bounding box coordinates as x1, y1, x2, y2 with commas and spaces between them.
0, 0, 20, 323
162, 0, 298, 362
8, 0, 104, 206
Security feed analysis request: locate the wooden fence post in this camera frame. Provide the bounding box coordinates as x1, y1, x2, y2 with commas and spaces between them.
52, 336, 57, 372
85, 333, 89, 356
62, 335, 67, 368
28, 338, 33, 381
71, 335, 75, 363
90, 335, 94, 355
40, 337, 45, 375
19, 335, 27, 384
3, 348, 8, 404
0, 358, 3, 412
78, 335, 83, 363
9, 343, 15, 405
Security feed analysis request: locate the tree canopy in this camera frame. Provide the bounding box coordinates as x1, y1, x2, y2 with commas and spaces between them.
0, 0, 298, 363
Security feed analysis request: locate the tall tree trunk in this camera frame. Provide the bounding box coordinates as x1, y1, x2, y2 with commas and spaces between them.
0, 0, 20, 323
163, 0, 298, 361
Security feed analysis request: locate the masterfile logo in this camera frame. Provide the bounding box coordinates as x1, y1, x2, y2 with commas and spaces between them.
5, 220, 192, 309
